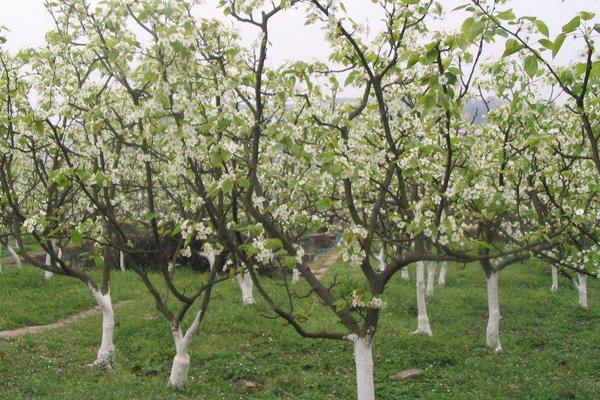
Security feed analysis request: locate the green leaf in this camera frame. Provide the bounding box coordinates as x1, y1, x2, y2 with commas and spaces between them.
461, 17, 475, 38
143, 212, 156, 222
553, 33, 566, 58
316, 198, 333, 212
580, 11, 595, 21
222, 178, 234, 194
71, 230, 82, 246
497, 10, 516, 20
534, 20, 549, 37
539, 38, 554, 50
595, 24, 600, 34
503, 39, 524, 57
562, 16, 580, 33
524, 55, 538, 78
265, 238, 283, 251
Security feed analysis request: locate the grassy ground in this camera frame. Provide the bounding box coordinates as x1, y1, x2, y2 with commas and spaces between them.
0, 257, 598, 399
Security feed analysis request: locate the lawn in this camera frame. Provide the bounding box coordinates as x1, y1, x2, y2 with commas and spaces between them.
0, 257, 598, 399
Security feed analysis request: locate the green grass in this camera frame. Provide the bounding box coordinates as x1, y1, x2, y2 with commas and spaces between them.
0, 258, 598, 399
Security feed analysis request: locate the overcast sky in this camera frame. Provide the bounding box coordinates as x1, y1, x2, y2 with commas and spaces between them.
1, 0, 598, 96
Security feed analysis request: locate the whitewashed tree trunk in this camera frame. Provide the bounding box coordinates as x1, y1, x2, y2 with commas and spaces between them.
426, 261, 436, 296
348, 334, 375, 400
413, 261, 432, 336
7, 244, 21, 269
236, 271, 255, 305
169, 329, 191, 389
198, 251, 215, 271
90, 288, 116, 368
550, 267, 558, 292
375, 246, 385, 272
291, 268, 300, 284
168, 308, 205, 388
44, 239, 62, 280
438, 261, 448, 287
575, 273, 588, 309
44, 253, 53, 280
401, 267, 409, 282
119, 251, 125, 272
486, 271, 502, 352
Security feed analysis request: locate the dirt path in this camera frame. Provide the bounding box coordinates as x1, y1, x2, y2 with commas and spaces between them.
310, 248, 342, 280
0, 300, 133, 339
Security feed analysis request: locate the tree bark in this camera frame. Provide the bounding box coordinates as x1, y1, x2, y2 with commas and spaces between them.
348, 334, 375, 400
413, 261, 432, 336
486, 271, 502, 352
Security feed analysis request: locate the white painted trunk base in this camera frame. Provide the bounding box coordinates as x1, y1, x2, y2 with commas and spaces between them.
44, 240, 62, 280
348, 334, 375, 400
169, 332, 191, 389
291, 268, 300, 284
44, 253, 53, 280
91, 289, 116, 368
575, 273, 588, 309
7, 244, 21, 269
119, 251, 126, 272
438, 262, 448, 287
168, 308, 206, 388
375, 247, 385, 272
198, 251, 215, 271
401, 267, 409, 282
236, 271, 255, 305
426, 262, 436, 296
486, 271, 502, 352
550, 267, 558, 292
413, 262, 432, 336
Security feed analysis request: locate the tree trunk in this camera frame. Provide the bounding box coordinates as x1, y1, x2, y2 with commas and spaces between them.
90, 288, 116, 369
401, 267, 409, 282
413, 261, 432, 336
438, 261, 448, 287
575, 273, 588, 309
348, 334, 375, 400
169, 330, 191, 389
291, 268, 300, 284
550, 267, 558, 292
7, 244, 21, 269
236, 271, 255, 305
119, 251, 125, 272
426, 261, 436, 296
486, 271, 502, 352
